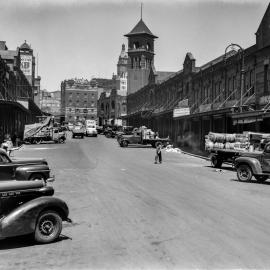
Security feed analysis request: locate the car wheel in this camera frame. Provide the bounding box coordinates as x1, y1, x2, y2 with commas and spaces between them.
254, 175, 268, 183
122, 140, 128, 147
155, 141, 161, 148
29, 173, 45, 181
34, 210, 62, 244
237, 164, 253, 182
211, 155, 223, 168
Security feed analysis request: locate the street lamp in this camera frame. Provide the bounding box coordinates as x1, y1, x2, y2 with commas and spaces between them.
224, 43, 245, 113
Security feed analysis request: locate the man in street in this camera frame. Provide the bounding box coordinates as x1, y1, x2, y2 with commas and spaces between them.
155, 143, 162, 164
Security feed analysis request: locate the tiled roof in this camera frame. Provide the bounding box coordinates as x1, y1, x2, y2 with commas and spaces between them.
0, 50, 18, 60
156, 71, 176, 84
125, 19, 158, 38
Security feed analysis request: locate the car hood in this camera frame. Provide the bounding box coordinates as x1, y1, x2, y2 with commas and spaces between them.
11, 158, 48, 165
238, 151, 262, 158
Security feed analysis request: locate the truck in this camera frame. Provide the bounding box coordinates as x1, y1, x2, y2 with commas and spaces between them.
23, 117, 66, 144
234, 142, 270, 182
118, 126, 170, 148
205, 131, 270, 168
85, 120, 97, 137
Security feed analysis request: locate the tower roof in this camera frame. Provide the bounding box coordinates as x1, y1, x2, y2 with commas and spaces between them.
20, 40, 32, 51
125, 19, 158, 38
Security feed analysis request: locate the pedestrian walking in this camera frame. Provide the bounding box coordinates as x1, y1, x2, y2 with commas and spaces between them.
154, 143, 162, 164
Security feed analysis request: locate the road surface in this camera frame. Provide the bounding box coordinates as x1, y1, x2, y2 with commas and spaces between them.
2, 134, 270, 269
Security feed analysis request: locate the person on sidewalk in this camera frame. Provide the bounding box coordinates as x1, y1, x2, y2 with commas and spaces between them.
154, 143, 162, 164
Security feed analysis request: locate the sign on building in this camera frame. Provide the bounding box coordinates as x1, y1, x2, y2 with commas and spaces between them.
173, 107, 190, 118
20, 55, 32, 76
173, 98, 190, 117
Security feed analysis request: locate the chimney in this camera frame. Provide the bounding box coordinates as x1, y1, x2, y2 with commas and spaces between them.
0, 41, 8, 50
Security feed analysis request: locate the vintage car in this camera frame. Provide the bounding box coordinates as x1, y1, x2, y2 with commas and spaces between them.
0, 149, 54, 181
72, 125, 85, 138
0, 179, 71, 243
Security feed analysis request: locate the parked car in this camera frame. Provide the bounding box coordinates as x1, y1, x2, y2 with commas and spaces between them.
72, 125, 85, 138
96, 126, 103, 134
68, 123, 74, 131
0, 148, 54, 181
0, 179, 71, 243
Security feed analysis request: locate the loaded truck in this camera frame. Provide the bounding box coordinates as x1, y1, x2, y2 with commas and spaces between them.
24, 117, 66, 144
118, 126, 170, 148
205, 131, 270, 168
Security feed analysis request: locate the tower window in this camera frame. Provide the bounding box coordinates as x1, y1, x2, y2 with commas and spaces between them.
133, 42, 139, 49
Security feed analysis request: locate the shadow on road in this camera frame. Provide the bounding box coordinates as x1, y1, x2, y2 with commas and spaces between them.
118, 145, 153, 149
204, 165, 235, 172
230, 179, 270, 185
0, 234, 71, 250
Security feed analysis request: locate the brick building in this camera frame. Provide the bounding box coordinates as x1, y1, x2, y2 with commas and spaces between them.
125, 4, 270, 153
61, 78, 98, 123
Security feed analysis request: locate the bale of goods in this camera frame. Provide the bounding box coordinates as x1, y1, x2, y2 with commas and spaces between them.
225, 142, 235, 149
208, 132, 226, 143
214, 142, 224, 149
225, 134, 236, 143
235, 133, 249, 143
205, 140, 214, 150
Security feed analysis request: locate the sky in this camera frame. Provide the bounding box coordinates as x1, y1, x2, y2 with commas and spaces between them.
0, 0, 269, 91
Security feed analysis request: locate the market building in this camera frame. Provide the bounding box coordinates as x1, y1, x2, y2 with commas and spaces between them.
61, 78, 98, 123
0, 41, 42, 142
124, 3, 270, 154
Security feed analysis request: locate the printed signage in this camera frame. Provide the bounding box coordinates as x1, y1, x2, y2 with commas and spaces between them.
173, 107, 190, 118
20, 55, 32, 76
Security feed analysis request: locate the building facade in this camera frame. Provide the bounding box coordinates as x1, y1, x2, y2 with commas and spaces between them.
125, 4, 270, 154
40, 90, 61, 117
61, 78, 98, 123
98, 44, 128, 126
0, 41, 42, 141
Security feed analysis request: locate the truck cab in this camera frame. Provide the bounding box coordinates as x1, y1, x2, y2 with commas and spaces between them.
234, 143, 270, 182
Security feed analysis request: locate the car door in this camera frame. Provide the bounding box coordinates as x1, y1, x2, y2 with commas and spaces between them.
261, 144, 270, 172
0, 153, 15, 180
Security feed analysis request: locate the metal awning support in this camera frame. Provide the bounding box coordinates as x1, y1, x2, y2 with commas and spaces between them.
232, 86, 253, 107
217, 88, 238, 109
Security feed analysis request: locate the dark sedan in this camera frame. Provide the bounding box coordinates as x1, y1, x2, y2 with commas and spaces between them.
0, 149, 54, 181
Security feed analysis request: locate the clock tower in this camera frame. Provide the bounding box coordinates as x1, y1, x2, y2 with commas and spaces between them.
124, 18, 158, 95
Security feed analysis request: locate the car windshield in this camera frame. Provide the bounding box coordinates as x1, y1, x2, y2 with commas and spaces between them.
74, 126, 81, 130
0, 153, 10, 163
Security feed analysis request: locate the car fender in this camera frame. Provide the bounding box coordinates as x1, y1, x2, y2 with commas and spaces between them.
15, 165, 50, 180
0, 196, 69, 238
234, 157, 262, 175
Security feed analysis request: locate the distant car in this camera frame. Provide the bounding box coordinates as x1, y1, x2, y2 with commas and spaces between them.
68, 123, 74, 131
0, 148, 54, 181
96, 126, 103, 134
86, 125, 98, 137
72, 125, 85, 138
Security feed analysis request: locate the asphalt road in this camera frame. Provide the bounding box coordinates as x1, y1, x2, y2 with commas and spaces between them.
2, 134, 270, 269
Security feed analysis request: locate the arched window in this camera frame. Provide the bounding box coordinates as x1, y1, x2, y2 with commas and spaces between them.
133, 42, 139, 49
